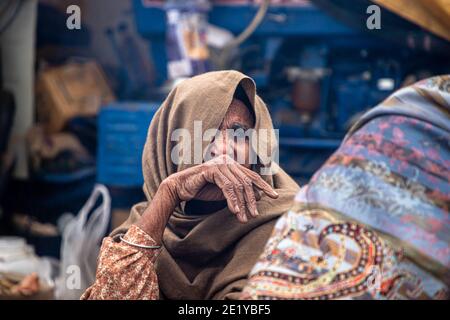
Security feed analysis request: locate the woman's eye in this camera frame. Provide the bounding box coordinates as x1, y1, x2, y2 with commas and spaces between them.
230, 125, 247, 138
232, 123, 248, 131
235, 130, 247, 138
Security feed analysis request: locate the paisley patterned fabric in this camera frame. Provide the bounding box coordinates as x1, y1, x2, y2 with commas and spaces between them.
243, 75, 450, 300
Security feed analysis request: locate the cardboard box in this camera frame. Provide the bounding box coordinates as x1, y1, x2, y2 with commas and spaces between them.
36, 61, 115, 133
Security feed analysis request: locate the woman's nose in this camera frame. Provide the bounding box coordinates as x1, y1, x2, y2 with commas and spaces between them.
209, 132, 232, 158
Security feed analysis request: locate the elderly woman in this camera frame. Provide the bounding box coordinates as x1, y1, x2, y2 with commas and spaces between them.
242, 75, 450, 300
82, 70, 299, 300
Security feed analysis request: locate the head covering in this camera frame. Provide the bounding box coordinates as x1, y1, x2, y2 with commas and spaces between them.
111, 70, 299, 299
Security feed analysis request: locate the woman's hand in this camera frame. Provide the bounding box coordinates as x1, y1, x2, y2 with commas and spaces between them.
135, 155, 279, 243
163, 154, 279, 223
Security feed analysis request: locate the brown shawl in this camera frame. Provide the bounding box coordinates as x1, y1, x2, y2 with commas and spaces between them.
111, 70, 299, 299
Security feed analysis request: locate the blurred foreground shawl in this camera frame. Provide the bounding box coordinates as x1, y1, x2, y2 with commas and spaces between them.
243, 76, 450, 299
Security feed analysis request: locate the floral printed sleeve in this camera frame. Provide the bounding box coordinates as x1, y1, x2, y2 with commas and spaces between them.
81, 225, 162, 300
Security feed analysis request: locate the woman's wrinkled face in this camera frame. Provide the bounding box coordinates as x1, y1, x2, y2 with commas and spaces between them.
208, 98, 255, 168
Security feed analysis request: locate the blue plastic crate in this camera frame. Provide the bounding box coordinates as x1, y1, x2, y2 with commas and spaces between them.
97, 102, 160, 187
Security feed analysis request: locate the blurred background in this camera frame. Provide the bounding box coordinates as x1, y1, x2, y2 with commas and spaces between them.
0, 0, 449, 299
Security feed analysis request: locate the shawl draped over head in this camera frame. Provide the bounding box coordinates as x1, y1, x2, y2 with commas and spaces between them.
111, 70, 299, 299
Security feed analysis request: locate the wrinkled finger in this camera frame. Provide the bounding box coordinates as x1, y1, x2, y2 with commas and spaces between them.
253, 187, 262, 201
219, 165, 249, 223
203, 168, 240, 215
229, 165, 259, 218
240, 166, 279, 199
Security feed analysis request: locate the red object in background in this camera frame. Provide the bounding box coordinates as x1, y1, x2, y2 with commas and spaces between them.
292, 78, 321, 116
